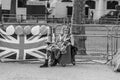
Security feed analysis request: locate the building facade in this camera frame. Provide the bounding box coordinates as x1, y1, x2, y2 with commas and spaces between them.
1, 0, 120, 20
1, 0, 49, 21
50, 0, 120, 19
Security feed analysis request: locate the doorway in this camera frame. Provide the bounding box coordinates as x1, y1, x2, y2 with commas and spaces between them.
85, 6, 89, 18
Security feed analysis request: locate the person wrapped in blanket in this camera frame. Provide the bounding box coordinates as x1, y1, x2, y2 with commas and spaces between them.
40, 41, 61, 68
40, 25, 78, 67
56, 25, 78, 66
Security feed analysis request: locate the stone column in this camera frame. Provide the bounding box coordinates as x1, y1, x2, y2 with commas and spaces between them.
95, 0, 104, 19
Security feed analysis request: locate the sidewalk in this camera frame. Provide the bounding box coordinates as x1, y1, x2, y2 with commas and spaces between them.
0, 62, 120, 80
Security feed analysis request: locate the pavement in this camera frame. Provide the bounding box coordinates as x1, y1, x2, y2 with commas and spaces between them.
0, 62, 120, 80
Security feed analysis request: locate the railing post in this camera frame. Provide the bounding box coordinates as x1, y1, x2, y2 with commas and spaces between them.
1, 14, 4, 23
47, 26, 52, 43
53, 15, 55, 23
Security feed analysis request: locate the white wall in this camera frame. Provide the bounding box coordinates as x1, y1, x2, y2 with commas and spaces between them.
2, 0, 11, 10
50, 0, 120, 20
50, 1, 73, 18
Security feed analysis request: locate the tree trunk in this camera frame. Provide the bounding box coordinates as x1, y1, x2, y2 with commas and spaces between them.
71, 0, 86, 55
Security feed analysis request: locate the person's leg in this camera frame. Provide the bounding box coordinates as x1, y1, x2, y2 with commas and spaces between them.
50, 50, 58, 66
50, 51, 55, 66
72, 55, 76, 65
40, 51, 50, 68
71, 45, 77, 65
40, 59, 48, 68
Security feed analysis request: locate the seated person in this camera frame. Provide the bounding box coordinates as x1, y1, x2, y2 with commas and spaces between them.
40, 41, 53, 68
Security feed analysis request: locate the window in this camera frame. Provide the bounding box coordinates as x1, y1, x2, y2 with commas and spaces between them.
107, 1, 118, 9
2, 10, 10, 22
27, 5, 47, 15
18, 0, 27, 8
47, 2, 50, 8
61, 0, 72, 2
85, 0, 96, 9
67, 6, 72, 16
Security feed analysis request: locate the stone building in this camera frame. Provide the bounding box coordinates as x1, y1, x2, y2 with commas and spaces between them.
1, 0, 50, 21
50, 0, 120, 20
1, 0, 120, 20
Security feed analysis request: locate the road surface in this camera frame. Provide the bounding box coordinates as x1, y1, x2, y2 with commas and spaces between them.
0, 62, 120, 80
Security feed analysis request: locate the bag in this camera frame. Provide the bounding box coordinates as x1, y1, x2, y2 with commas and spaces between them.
60, 45, 67, 54
71, 45, 78, 55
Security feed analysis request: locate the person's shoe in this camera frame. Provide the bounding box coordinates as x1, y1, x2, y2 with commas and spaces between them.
72, 62, 76, 65
72, 61, 76, 65
114, 63, 120, 72
40, 59, 48, 68
61, 64, 66, 67
50, 59, 58, 67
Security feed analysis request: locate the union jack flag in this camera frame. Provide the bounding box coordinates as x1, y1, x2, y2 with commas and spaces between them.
0, 25, 49, 61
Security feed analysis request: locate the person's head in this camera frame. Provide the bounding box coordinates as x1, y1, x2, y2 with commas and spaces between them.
91, 11, 93, 13
62, 25, 70, 35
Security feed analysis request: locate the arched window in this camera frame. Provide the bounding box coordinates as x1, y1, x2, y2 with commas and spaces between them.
107, 1, 118, 9
85, 0, 96, 9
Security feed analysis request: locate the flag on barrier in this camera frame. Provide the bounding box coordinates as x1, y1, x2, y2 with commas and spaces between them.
0, 26, 49, 61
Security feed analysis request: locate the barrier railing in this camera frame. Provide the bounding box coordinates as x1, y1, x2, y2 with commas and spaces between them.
2, 14, 68, 24
111, 26, 120, 55
54, 24, 117, 64
1, 15, 120, 63
2, 14, 120, 24
2, 14, 47, 23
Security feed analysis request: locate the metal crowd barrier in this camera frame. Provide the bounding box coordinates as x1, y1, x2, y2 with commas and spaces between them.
54, 24, 119, 64
2, 14, 120, 24
1, 14, 68, 24
0, 21, 120, 64
111, 26, 120, 55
